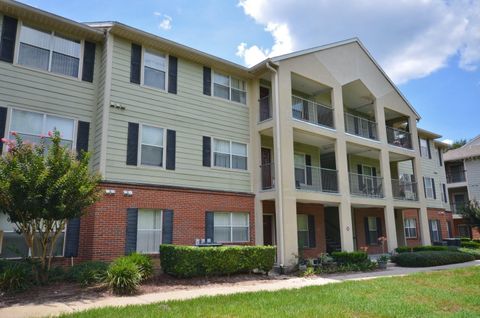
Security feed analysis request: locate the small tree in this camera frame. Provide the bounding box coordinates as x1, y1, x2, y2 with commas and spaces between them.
451, 139, 467, 149
460, 200, 480, 226
0, 131, 101, 281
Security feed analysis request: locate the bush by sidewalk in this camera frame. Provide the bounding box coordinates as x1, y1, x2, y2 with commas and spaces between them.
395, 245, 449, 253
391, 251, 475, 267
160, 245, 276, 278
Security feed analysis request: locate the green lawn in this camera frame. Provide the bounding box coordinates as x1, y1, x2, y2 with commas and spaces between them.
62, 267, 480, 318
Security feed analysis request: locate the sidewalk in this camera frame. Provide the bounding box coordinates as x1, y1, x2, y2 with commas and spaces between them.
2, 260, 479, 318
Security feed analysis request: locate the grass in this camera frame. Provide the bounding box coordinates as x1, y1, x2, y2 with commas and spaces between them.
62, 267, 480, 318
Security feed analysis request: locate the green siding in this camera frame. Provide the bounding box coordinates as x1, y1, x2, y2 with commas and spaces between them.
105, 37, 251, 192
261, 135, 321, 167
348, 155, 381, 175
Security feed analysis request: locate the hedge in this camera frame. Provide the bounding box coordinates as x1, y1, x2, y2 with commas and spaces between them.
395, 245, 449, 253
331, 251, 368, 265
461, 241, 480, 249
159, 245, 276, 278
458, 247, 480, 260
391, 251, 475, 267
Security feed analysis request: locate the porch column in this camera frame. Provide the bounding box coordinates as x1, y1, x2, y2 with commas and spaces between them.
254, 198, 264, 245
383, 205, 398, 252
419, 206, 431, 245
379, 148, 398, 251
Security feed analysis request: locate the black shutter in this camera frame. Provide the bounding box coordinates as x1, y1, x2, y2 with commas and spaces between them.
437, 220, 443, 241
427, 139, 432, 159
203, 67, 211, 95
418, 136, 422, 156
76, 121, 90, 159
364, 217, 371, 245
126, 123, 139, 166
125, 208, 138, 255
376, 217, 383, 239
308, 215, 316, 248
166, 129, 176, 170
423, 177, 427, 198
432, 179, 436, 200
0, 16, 18, 63
130, 43, 141, 84
64, 218, 81, 257
305, 155, 312, 185
168, 55, 178, 94
81, 41, 96, 82
162, 210, 174, 244
442, 184, 447, 203
0, 107, 7, 155
203, 136, 211, 167
438, 148, 443, 166
205, 211, 214, 242
302, 100, 309, 120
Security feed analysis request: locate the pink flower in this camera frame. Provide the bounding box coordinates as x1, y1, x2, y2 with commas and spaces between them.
48, 131, 53, 137
11, 131, 17, 136
1, 138, 8, 143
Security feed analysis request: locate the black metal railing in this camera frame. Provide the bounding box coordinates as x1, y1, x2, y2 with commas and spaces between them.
447, 171, 466, 183
260, 163, 275, 190
391, 179, 418, 201
294, 165, 339, 193
259, 95, 272, 122
349, 172, 384, 198
292, 95, 334, 129
386, 126, 412, 149
344, 113, 378, 140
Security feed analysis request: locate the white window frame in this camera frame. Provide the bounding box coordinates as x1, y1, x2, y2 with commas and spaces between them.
136, 209, 163, 254
5, 107, 77, 153
140, 47, 169, 92
430, 220, 440, 242
294, 152, 307, 185
14, 21, 84, 81
425, 177, 435, 199
138, 123, 166, 168
296, 214, 310, 248
211, 70, 247, 105
420, 138, 429, 159
211, 138, 248, 171
213, 212, 250, 243
367, 216, 378, 245
404, 218, 417, 238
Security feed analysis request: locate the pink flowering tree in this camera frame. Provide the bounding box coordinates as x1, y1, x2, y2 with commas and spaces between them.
0, 131, 100, 281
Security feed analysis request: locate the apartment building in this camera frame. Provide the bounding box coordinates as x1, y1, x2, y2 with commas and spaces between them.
444, 135, 480, 239
0, 1, 437, 267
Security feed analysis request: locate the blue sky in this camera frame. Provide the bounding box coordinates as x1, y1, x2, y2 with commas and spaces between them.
24, 0, 480, 143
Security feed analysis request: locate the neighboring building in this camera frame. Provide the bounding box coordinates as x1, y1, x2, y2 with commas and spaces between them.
0, 1, 442, 267
444, 135, 480, 240
399, 128, 452, 247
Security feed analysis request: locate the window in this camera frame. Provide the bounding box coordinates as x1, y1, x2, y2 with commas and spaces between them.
424, 177, 434, 199
143, 49, 166, 90
362, 165, 375, 193
213, 71, 246, 104
213, 212, 249, 242
0, 213, 64, 259
367, 216, 378, 245
140, 124, 164, 167
404, 218, 417, 238
9, 109, 75, 148
136, 209, 162, 253
297, 214, 309, 248
447, 221, 453, 238
429, 220, 441, 242
17, 24, 81, 78
294, 153, 306, 185
420, 138, 429, 158
213, 138, 247, 170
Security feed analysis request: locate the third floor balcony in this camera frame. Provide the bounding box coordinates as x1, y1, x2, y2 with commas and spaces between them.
292, 95, 334, 129
344, 113, 378, 140
447, 170, 466, 183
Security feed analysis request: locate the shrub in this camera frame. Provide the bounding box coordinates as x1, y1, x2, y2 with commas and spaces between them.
0, 261, 33, 293
47, 266, 67, 283
458, 247, 480, 259
391, 251, 474, 267
461, 241, 480, 249
124, 253, 153, 281
331, 251, 368, 265
105, 258, 141, 295
315, 260, 377, 274
395, 245, 449, 253
159, 245, 276, 278
67, 261, 108, 286
460, 237, 472, 242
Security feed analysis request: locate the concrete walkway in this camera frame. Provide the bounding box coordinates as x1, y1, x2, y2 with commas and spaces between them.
2, 260, 479, 318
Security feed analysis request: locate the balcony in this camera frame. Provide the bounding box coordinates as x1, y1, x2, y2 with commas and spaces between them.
260, 163, 275, 190
292, 95, 334, 129
386, 127, 412, 149
391, 179, 418, 201
447, 171, 466, 183
450, 203, 465, 214
349, 172, 384, 198
259, 95, 272, 122
344, 113, 378, 140
295, 164, 338, 193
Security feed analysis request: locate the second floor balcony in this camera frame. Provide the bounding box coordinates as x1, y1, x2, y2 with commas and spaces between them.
447, 170, 466, 183
292, 95, 334, 129
391, 179, 418, 201
386, 126, 412, 150
349, 172, 384, 198
344, 113, 378, 140
295, 164, 339, 193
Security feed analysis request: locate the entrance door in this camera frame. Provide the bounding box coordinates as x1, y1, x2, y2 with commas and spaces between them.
263, 214, 275, 245
259, 86, 270, 121
261, 148, 272, 189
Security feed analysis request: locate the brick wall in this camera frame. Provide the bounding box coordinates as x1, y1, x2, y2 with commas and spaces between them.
353, 208, 387, 254
402, 208, 453, 247
78, 183, 255, 261
402, 209, 421, 247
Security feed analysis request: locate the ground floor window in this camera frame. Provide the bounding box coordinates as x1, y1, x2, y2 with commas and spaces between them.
429, 219, 441, 242
404, 218, 417, 238
367, 216, 379, 245
297, 214, 309, 248
137, 209, 163, 254
213, 212, 249, 243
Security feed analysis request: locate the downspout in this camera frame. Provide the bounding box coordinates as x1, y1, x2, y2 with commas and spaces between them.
265, 61, 285, 268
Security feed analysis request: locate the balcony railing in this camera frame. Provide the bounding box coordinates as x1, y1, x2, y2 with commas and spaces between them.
259, 95, 272, 122
391, 179, 418, 201
447, 171, 466, 183
292, 95, 334, 129
349, 172, 384, 198
344, 113, 378, 140
386, 126, 412, 149
294, 165, 339, 193
450, 203, 465, 214
260, 163, 275, 190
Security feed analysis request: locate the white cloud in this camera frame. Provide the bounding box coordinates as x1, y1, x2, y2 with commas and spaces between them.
154, 12, 172, 30
237, 0, 480, 84
442, 139, 453, 145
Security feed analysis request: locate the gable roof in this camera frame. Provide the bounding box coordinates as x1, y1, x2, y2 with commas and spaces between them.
444, 135, 480, 161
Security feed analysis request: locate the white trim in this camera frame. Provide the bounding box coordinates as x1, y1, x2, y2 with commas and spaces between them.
211, 137, 249, 171
140, 46, 169, 93
213, 212, 250, 243
138, 123, 167, 169
136, 209, 163, 254
403, 217, 417, 239
211, 70, 247, 106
